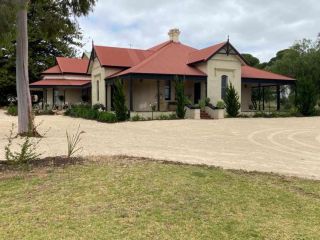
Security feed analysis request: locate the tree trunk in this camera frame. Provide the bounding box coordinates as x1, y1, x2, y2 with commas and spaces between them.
16, 0, 34, 135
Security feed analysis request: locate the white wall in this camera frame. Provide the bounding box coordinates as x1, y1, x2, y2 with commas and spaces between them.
206, 54, 242, 108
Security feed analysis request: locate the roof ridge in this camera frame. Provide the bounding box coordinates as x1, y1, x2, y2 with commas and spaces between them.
121, 41, 175, 72
94, 44, 146, 52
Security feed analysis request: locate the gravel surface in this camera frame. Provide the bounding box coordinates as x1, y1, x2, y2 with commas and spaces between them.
1, 110, 320, 179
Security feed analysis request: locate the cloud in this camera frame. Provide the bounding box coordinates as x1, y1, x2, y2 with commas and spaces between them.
78, 0, 320, 61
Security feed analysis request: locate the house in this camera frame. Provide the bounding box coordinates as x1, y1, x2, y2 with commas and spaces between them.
30, 56, 91, 108
88, 29, 295, 116
31, 28, 295, 116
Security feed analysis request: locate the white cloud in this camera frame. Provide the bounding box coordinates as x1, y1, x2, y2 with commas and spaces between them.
78, 0, 320, 61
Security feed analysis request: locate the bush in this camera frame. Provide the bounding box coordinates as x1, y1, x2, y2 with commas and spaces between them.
131, 114, 146, 121
175, 76, 186, 119
224, 83, 241, 117
296, 77, 318, 116
5, 124, 42, 164
7, 104, 17, 116
65, 104, 98, 119
113, 79, 128, 121
92, 103, 105, 111
198, 99, 206, 110
216, 100, 225, 109
97, 112, 117, 123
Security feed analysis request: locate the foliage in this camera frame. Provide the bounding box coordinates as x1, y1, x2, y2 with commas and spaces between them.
5, 124, 42, 164
216, 100, 225, 109
296, 77, 318, 116
66, 125, 84, 158
131, 114, 146, 121
224, 83, 241, 117
242, 53, 260, 67
198, 99, 206, 110
113, 79, 128, 121
65, 104, 117, 123
157, 113, 177, 120
97, 112, 117, 123
0, 0, 97, 106
7, 104, 18, 116
92, 103, 105, 111
175, 76, 186, 119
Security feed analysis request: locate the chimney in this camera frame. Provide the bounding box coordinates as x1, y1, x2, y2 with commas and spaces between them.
168, 28, 180, 42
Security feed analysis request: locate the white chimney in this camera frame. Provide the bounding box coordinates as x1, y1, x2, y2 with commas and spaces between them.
168, 28, 180, 42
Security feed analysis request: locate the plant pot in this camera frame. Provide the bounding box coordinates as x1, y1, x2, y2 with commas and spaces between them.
213, 109, 225, 119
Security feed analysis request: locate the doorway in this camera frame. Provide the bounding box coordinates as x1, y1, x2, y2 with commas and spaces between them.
194, 82, 201, 104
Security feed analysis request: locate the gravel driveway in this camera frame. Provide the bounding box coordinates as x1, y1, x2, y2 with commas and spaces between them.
1, 110, 320, 180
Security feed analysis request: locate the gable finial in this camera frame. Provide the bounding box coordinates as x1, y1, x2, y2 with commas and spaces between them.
227, 35, 230, 43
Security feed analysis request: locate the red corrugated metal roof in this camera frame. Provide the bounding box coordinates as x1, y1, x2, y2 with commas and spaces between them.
42, 65, 62, 74
30, 79, 91, 87
109, 41, 206, 78
94, 45, 153, 67
187, 42, 226, 64
56, 57, 89, 74
241, 66, 295, 81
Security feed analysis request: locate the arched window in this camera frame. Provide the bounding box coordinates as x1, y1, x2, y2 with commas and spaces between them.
221, 75, 228, 100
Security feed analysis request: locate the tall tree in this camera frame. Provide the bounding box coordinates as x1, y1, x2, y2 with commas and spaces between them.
0, 0, 97, 135
241, 53, 260, 67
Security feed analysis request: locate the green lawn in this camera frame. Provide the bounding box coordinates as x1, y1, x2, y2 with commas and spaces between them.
0, 156, 320, 239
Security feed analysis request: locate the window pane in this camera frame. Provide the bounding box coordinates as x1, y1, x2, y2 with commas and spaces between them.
221, 75, 228, 100
164, 80, 171, 100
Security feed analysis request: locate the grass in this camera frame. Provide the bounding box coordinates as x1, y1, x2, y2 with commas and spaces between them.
0, 156, 319, 239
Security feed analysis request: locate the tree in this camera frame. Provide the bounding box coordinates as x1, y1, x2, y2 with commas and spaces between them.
0, 0, 97, 135
242, 53, 260, 67
296, 77, 318, 116
175, 76, 186, 119
224, 83, 241, 117
113, 79, 128, 121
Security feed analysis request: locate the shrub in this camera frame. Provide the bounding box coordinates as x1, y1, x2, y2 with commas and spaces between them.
65, 104, 98, 119
97, 111, 117, 123
175, 76, 186, 119
216, 100, 225, 109
131, 114, 146, 121
5, 124, 42, 164
296, 77, 318, 116
113, 79, 128, 121
224, 83, 241, 117
92, 103, 105, 111
198, 99, 206, 110
7, 104, 17, 116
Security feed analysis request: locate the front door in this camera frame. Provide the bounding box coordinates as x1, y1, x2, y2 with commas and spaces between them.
194, 82, 201, 104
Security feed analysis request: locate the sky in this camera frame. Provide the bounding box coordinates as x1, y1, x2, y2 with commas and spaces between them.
78, 0, 320, 62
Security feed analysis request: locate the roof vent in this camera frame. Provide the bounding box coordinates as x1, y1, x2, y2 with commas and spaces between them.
168, 28, 180, 42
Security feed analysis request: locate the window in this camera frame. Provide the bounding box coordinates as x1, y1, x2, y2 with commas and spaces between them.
96, 80, 99, 101
221, 75, 228, 100
164, 80, 171, 100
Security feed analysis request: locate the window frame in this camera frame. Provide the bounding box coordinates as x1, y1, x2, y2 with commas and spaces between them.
221, 75, 228, 100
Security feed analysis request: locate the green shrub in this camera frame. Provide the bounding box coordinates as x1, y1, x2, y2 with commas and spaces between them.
5, 124, 42, 164
131, 114, 146, 121
224, 83, 241, 117
113, 79, 128, 121
65, 104, 98, 119
7, 104, 17, 116
296, 77, 318, 116
92, 103, 105, 111
175, 76, 186, 119
216, 100, 225, 109
97, 112, 117, 123
198, 99, 206, 110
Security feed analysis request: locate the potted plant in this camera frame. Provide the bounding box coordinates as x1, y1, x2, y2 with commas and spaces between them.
213, 100, 225, 119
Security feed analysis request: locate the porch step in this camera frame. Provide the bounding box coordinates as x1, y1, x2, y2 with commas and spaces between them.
200, 110, 211, 119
